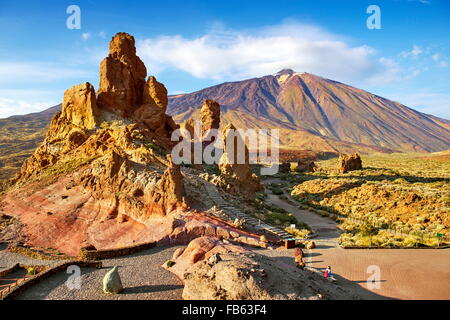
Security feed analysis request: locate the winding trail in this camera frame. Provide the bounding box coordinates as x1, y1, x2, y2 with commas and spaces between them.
259, 178, 450, 300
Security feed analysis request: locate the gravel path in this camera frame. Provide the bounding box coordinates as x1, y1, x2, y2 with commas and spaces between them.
0, 243, 60, 272
12, 246, 184, 300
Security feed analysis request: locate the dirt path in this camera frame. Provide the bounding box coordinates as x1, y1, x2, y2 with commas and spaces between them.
261, 179, 450, 300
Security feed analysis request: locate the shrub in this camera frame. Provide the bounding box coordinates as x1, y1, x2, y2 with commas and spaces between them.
359, 223, 378, 237
166, 261, 176, 268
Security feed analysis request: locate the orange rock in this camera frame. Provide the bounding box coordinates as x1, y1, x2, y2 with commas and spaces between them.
338, 153, 362, 173
144, 155, 187, 215
62, 82, 99, 129
143, 76, 168, 110
97, 32, 147, 116
200, 99, 221, 137
164, 236, 246, 281
219, 123, 262, 196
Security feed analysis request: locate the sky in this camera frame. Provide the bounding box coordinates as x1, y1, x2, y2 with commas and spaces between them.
0, 0, 449, 119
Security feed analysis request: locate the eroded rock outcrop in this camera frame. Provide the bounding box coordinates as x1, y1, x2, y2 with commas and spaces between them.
296, 160, 316, 173
338, 153, 362, 173
200, 99, 221, 137
62, 82, 99, 129
218, 124, 262, 196
177, 238, 357, 300
97, 32, 147, 116
144, 155, 187, 215
164, 236, 246, 280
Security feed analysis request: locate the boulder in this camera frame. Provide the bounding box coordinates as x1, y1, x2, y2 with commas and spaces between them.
103, 266, 124, 294
296, 161, 316, 173
182, 250, 356, 300
306, 241, 316, 249
163, 236, 245, 280
338, 153, 362, 173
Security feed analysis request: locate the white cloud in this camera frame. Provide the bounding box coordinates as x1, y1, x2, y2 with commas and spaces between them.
0, 62, 91, 84
81, 32, 91, 41
431, 53, 448, 67
0, 89, 60, 118
0, 97, 56, 119
400, 45, 423, 58
137, 21, 400, 86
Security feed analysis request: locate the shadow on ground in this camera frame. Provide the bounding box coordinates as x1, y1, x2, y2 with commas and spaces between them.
124, 284, 183, 294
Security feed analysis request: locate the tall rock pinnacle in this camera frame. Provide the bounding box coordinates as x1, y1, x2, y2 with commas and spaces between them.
97, 32, 147, 116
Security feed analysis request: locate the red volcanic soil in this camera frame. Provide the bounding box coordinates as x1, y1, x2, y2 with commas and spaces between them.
0, 171, 261, 257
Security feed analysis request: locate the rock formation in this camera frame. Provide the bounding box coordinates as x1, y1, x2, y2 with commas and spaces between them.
2, 32, 194, 254
296, 160, 316, 173
338, 153, 362, 173
97, 32, 147, 116
134, 76, 170, 134
61, 82, 99, 129
144, 155, 187, 215
163, 236, 246, 280
0, 32, 267, 258
181, 118, 195, 139
200, 99, 221, 138
218, 124, 262, 196
176, 238, 357, 300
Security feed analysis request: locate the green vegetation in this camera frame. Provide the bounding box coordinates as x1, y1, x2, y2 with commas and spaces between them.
166, 260, 176, 268
0, 117, 50, 181
26, 267, 37, 275
43, 157, 94, 178
273, 153, 449, 247
267, 183, 284, 195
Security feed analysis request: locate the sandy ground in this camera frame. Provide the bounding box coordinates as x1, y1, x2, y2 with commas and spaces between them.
263, 180, 450, 300
9, 246, 183, 300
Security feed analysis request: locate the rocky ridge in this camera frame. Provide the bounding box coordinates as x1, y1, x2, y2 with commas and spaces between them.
0, 32, 263, 256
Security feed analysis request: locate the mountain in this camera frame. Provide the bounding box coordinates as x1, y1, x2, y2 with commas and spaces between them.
168, 69, 450, 153
0, 105, 61, 180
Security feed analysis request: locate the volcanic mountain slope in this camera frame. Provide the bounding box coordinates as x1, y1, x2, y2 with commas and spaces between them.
0, 105, 60, 180
168, 69, 450, 153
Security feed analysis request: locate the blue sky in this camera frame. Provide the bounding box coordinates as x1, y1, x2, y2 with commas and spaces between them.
0, 0, 449, 118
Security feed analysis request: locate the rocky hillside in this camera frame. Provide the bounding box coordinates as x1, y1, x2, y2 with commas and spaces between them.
0, 105, 60, 180
169, 69, 450, 153
0, 32, 264, 257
